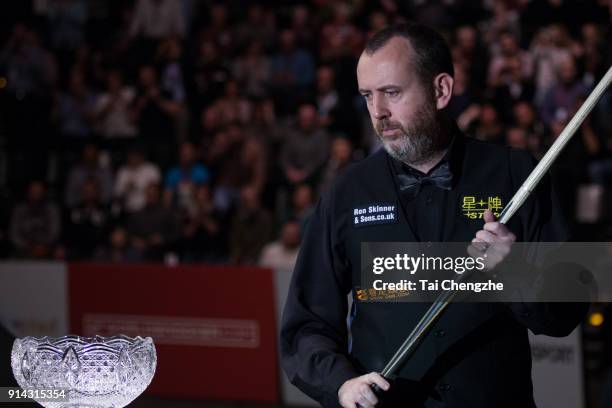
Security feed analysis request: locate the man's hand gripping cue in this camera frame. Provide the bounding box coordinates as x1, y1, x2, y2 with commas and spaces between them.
467, 209, 516, 271
338, 372, 390, 408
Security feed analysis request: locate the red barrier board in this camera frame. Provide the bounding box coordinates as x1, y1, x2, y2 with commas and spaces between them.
67, 263, 279, 403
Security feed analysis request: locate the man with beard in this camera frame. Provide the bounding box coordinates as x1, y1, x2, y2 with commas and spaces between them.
280, 24, 586, 408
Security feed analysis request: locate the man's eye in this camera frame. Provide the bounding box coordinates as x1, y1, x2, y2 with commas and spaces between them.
386, 91, 399, 97
362, 94, 372, 100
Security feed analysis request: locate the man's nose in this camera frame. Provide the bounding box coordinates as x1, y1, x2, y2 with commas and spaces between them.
372, 95, 390, 120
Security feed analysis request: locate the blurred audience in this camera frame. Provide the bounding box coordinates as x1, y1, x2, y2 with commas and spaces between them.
1, 0, 612, 265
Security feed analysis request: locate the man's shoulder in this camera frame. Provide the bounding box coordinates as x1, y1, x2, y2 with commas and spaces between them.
334, 148, 388, 186
463, 136, 535, 168
318, 149, 388, 210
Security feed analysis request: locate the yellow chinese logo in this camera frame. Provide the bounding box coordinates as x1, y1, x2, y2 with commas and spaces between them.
462, 195, 504, 219
354, 287, 410, 301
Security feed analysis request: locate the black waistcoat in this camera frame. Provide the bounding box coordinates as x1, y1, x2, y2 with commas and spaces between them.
332, 135, 564, 407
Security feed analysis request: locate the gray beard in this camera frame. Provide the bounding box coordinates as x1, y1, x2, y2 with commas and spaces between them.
378, 114, 448, 166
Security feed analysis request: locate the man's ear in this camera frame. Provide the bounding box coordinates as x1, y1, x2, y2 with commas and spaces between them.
433, 73, 454, 110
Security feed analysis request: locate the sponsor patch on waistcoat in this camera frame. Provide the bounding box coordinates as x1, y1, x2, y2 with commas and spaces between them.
352, 203, 397, 227
461, 195, 504, 219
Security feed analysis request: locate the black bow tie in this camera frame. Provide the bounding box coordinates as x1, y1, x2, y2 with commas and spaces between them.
397, 161, 453, 199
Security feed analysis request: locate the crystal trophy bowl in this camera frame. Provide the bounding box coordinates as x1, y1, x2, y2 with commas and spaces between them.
11, 335, 157, 408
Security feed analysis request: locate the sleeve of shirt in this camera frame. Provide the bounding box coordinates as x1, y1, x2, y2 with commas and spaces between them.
280, 187, 360, 407
504, 148, 589, 337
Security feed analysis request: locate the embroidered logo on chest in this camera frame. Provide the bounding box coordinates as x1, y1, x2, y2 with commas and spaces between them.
352, 203, 397, 227
461, 195, 504, 219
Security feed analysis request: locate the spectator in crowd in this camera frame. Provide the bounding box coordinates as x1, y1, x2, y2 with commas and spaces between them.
129, 0, 185, 40
319, 2, 363, 60
491, 55, 535, 122
199, 3, 234, 58
163, 142, 210, 214
270, 29, 315, 114
94, 226, 141, 263
513, 101, 545, 157
281, 103, 330, 186
93, 69, 137, 141
233, 3, 276, 47
549, 99, 601, 226
46, 0, 88, 55
189, 39, 230, 112
179, 184, 226, 262
113, 146, 161, 213
480, 0, 521, 49
319, 137, 353, 194
214, 80, 252, 125
247, 98, 281, 150
579, 22, 605, 87
127, 182, 180, 261
448, 62, 479, 127
529, 24, 576, 105
199, 104, 223, 142
65, 144, 114, 207
452, 25, 489, 90
131, 64, 183, 169
471, 103, 505, 144
157, 37, 186, 105
316, 65, 340, 129
366, 11, 389, 40
9, 181, 61, 258
229, 186, 273, 264
207, 123, 266, 212
513, 100, 543, 136
290, 4, 316, 49
1, 23, 57, 104
589, 141, 612, 187
506, 126, 529, 150
64, 178, 110, 259
232, 40, 271, 99
259, 219, 301, 272
289, 183, 315, 234
488, 31, 533, 89
540, 55, 589, 133
54, 67, 97, 140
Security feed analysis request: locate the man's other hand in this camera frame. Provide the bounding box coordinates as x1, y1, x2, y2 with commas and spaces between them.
338, 372, 390, 408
